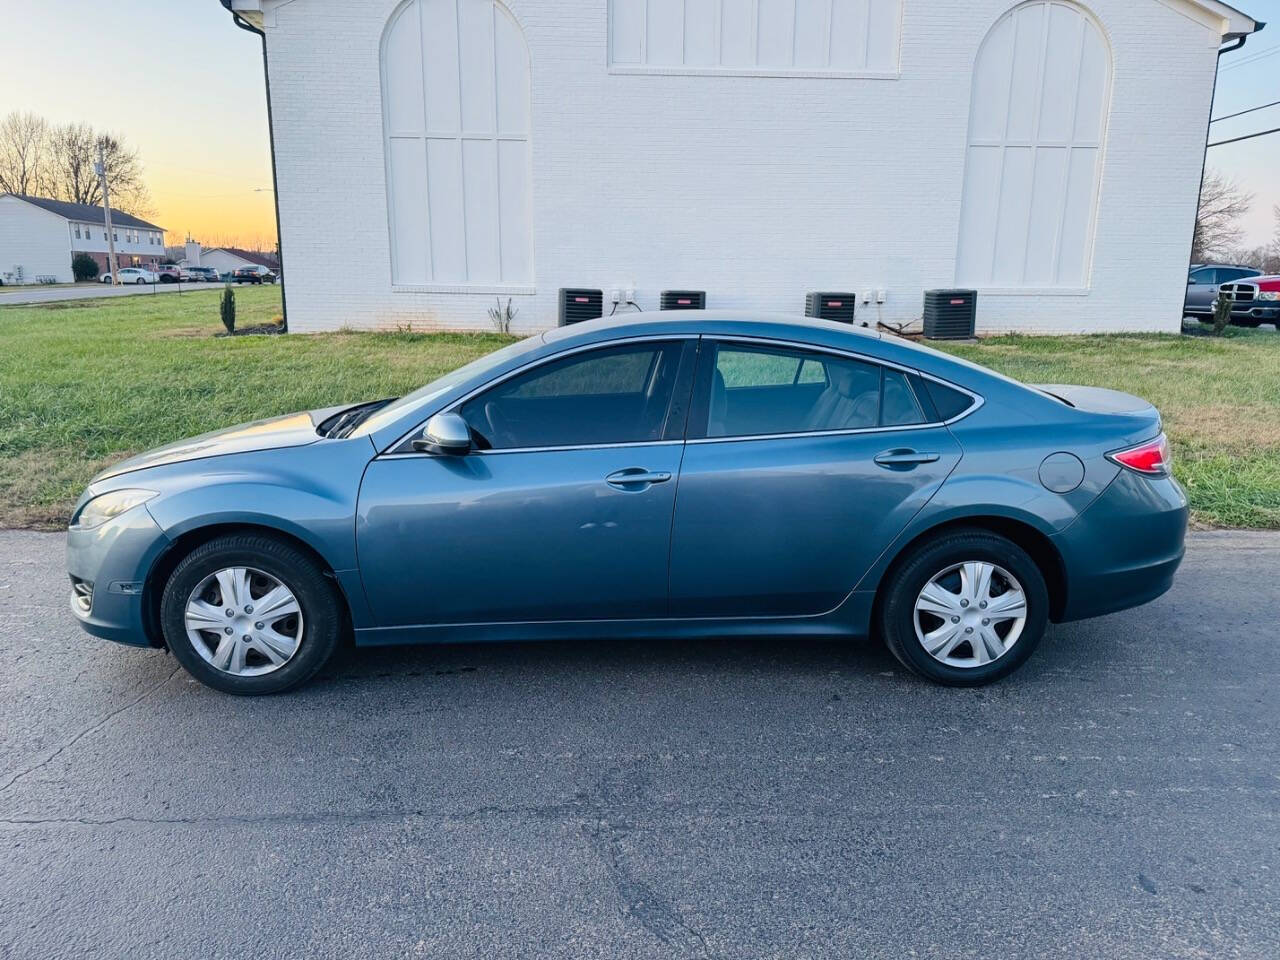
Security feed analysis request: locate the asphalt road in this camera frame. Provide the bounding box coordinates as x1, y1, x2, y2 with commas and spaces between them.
1, 529, 1277, 959
0, 282, 235, 306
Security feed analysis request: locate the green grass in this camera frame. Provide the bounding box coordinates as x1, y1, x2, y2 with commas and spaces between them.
0, 287, 516, 527
1, 288, 1277, 528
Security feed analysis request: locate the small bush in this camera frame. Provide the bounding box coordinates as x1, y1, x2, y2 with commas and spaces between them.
220, 285, 236, 334
71, 253, 99, 282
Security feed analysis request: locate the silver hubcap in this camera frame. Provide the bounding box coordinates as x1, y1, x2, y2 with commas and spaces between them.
184, 567, 303, 677
913, 561, 1027, 669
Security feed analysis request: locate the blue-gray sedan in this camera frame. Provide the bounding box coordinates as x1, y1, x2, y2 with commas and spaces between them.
67, 313, 1188, 694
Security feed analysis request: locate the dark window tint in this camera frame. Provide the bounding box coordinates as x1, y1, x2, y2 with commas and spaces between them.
923, 378, 975, 421
1189, 268, 1217, 284
881, 370, 926, 426
1219, 268, 1259, 282
705, 345, 882, 438
461, 341, 684, 450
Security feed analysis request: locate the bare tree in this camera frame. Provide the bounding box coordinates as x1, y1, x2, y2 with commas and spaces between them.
1192, 170, 1253, 262
44, 123, 153, 217
0, 111, 49, 196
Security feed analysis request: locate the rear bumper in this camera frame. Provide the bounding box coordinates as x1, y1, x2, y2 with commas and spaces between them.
1051, 469, 1188, 623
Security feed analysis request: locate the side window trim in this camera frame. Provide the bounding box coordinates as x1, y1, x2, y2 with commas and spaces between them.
386, 335, 699, 456
686, 336, 983, 442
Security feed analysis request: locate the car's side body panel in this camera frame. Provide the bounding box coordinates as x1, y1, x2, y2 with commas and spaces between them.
356, 443, 687, 626
668, 427, 962, 617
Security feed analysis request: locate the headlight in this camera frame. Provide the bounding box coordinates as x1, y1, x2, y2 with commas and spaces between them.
73, 489, 157, 529
1258, 291, 1279, 302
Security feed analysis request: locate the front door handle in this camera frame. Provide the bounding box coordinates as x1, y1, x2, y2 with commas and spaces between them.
605, 468, 672, 489
874, 449, 940, 468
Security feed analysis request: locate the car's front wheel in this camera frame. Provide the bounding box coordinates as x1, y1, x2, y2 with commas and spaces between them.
878, 529, 1049, 686
160, 534, 343, 695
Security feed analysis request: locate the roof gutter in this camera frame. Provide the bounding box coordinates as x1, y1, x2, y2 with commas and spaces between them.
220, 1, 288, 332
1184, 19, 1263, 304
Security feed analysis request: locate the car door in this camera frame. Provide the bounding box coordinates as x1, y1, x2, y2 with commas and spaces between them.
356, 338, 697, 626
1186, 268, 1219, 313
668, 339, 963, 618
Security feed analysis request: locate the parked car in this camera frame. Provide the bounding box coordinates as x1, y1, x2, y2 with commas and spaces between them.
1213, 274, 1280, 328
180, 266, 220, 283
232, 265, 277, 284
100, 267, 159, 285
1184, 263, 1261, 319
67, 313, 1187, 695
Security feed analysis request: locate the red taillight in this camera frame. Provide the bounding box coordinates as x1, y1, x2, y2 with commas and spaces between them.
1108, 434, 1171, 475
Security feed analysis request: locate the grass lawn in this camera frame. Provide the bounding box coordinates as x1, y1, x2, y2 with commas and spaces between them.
1, 286, 1277, 528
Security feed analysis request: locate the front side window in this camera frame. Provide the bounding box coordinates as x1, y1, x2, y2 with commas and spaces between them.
460, 341, 686, 450
1189, 268, 1216, 285
699, 343, 924, 439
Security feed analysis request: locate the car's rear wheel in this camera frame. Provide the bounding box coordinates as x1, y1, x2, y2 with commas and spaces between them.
878, 530, 1049, 686
160, 534, 343, 695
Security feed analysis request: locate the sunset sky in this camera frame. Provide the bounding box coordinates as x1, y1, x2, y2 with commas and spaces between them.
1, 0, 1277, 249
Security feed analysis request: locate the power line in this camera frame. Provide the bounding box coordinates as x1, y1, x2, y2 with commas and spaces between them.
1211, 98, 1280, 123
1220, 44, 1280, 71
1207, 125, 1280, 148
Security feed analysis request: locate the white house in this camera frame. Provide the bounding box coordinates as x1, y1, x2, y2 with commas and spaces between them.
181, 240, 282, 276
0, 194, 166, 284
222, 0, 1262, 334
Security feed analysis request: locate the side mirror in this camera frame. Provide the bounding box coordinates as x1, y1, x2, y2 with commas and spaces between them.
413, 412, 472, 456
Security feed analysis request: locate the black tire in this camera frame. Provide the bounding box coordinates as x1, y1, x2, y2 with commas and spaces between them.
160, 533, 343, 695
878, 529, 1049, 687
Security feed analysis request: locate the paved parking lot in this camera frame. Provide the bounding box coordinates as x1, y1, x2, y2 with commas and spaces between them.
1, 529, 1277, 959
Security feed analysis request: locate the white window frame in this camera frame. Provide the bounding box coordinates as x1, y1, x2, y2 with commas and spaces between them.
955, 0, 1113, 294
607, 0, 904, 79
381, 0, 536, 294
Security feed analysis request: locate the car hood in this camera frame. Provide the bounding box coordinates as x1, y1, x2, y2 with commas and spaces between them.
92, 408, 342, 482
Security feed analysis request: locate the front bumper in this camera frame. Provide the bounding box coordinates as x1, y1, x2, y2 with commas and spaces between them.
66, 504, 171, 646
1210, 299, 1280, 322
1051, 468, 1189, 623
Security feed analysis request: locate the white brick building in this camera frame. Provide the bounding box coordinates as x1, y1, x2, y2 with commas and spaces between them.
223, 0, 1261, 334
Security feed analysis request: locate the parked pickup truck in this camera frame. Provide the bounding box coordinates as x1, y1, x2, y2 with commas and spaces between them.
1215, 275, 1280, 328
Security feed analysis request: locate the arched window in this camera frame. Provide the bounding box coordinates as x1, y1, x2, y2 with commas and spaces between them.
382, 0, 533, 286
609, 0, 903, 76
956, 1, 1111, 288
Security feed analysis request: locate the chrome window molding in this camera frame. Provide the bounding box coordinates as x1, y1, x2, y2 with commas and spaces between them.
381, 334, 699, 456
379, 330, 984, 456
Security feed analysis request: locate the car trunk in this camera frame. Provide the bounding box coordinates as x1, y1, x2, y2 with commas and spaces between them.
1033, 384, 1162, 442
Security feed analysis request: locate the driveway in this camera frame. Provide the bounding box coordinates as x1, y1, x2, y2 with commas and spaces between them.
0, 282, 235, 306
1, 529, 1277, 959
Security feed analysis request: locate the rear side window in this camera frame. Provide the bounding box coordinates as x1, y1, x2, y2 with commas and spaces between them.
923, 378, 975, 421
697, 343, 938, 439
881, 370, 926, 427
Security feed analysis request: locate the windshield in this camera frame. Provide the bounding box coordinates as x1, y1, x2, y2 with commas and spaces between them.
350, 336, 542, 438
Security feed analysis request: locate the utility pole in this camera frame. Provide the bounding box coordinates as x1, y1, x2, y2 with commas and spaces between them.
95, 142, 120, 286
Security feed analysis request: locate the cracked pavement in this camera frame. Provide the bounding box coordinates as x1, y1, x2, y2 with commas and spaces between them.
1, 529, 1278, 959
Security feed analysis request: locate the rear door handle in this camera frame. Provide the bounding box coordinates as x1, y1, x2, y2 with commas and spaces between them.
874, 449, 940, 468
605, 468, 672, 489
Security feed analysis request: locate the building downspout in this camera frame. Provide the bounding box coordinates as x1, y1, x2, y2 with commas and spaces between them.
1185, 23, 1263, 299
221, 1, 288, 332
